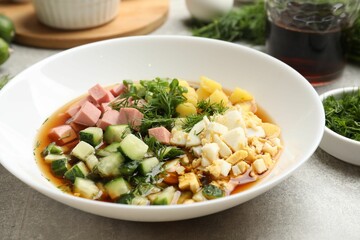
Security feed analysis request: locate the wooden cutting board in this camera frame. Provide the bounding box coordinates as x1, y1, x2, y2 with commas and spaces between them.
0, 0, 169, 49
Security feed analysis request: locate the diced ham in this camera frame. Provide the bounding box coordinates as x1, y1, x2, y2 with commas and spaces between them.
148, 127, 171, 144
118, 107, 144, 129
69, 121, 88, 132
110, 84, 125, 97
88, 84, 113, 105
66, 98, 88, 117
48, 125, 77, 145
96, 110, 121, 130
100, 102, 112, 113
72, 101, 101, 126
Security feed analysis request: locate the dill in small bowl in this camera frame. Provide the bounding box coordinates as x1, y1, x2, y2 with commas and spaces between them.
320, 87, 360, 166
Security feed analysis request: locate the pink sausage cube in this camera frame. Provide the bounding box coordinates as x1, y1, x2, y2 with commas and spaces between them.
66, 98, 88, 117
118, 107, 144, 128
148, 127, 171, 145
73, 101, 101, 127
110, 84, 126, 97
88, 84, 113, 105
100, 102, 113, 113
96, 110, 121, 130
48, 125, 77, 145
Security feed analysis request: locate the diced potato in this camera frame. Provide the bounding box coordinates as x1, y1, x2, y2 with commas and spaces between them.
253, 158, 267, 174
200, 76, 222, 94
196, 87, 211, 101
262, 123, 281, 138
208, 89, 229, 106
179, 80, 190, 87
184, 87, 198, 106
229, 87, 254, 104
176, 102, 197, 117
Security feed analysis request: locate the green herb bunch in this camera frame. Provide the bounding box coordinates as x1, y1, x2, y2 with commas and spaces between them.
111, 78, 187, 133
191, 1, 266, 45
323, 90, 360, 141
182, 99, 228, 132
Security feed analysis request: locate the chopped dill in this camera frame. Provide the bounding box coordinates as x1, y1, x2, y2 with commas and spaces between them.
111, 77, 187, 134
183, 99, 228, 132
323, 89, 360, 141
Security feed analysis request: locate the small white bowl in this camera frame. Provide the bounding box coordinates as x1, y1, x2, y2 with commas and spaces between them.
32, 0, 120, 30
319, 87, 360, 166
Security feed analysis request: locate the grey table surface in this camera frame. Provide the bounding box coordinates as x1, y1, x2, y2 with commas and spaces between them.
1, 1, 360, 240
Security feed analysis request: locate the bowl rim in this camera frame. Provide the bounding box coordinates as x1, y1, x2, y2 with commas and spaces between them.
0, 35, 325, 217
320, 86, 360, 146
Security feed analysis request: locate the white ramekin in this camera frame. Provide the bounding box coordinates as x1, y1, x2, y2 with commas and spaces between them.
32, 0, 120, 30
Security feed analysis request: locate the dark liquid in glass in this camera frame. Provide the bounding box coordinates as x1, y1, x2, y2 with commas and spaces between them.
266, 2, 349, 86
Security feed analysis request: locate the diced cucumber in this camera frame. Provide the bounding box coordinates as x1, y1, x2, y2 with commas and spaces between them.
131, 196, 150, 205
64, 162, 89, 182
79, 127, 103, 147
73, 178, 100, 199
202, 184, 224, 200
134, 182, 161, 197
71, 141, 95, 161
119, 161, 140, 176
104, 125, 131, 144
138, 157, 159, 175
95, 142, 121, 157
42, 142, 63, 156
96, 149, 112, 157
85, 154, 99, 171
104, 142, 121, 152
162, 147, 185, 160
50, 159, 70, 176
153, 186, 176, 205
44, 154, 67, 164
96, 152, 124, 177
116, 193, 135, 204
105, 177, 131, 200
119, 134, 148, 161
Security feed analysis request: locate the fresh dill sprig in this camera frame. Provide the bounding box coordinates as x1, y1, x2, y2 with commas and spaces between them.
144, 136, 184, 161
183, 114, 204, 132
182, 99, 228, 132
323, 89, 360, 141
190, 1, 266, 45
197, 99, 228, 115
141, 78, 187, 119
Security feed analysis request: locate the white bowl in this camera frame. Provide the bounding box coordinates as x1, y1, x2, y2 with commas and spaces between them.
32, 0, 120, 30
319, 87, 360, 166
0, 36, 324, 221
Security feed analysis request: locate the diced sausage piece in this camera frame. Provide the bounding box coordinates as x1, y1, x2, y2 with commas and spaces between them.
66, 98, 88, 117
106, 91, 115, 102
110, 84, 125, 97
69, 121, 88, 132
88, 84, 113, 105
100, 102, 112, 113
48, 125, 77, 145
73, 101, 101, 126
148, 126, 171, 144
96, 110, 121, 130
118, 107, 144, 128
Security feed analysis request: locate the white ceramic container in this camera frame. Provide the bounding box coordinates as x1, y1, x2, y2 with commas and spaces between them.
32, 0, 120, 30
0, 36, 324, 221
